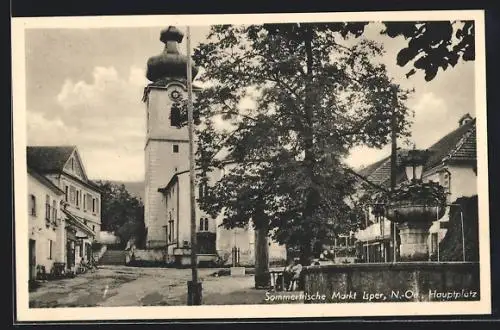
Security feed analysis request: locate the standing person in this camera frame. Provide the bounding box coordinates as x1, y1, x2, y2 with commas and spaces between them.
282, 259, 294, 291
289, 258, 303, 291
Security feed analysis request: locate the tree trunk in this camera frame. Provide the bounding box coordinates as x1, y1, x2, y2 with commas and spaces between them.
300, 26, 318, 267
254, 220, 270, 289
300, 241, 313, 266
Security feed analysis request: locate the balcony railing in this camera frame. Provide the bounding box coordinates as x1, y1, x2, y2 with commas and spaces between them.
355, 220, 392, 242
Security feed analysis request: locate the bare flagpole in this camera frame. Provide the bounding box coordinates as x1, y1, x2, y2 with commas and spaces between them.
186, 25, 201, 305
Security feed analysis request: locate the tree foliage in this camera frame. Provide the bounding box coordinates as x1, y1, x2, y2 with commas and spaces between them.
192, 23, 414, 260
380, 20, 475, 81
93, 181, 145, 247
435, 195, 479, 262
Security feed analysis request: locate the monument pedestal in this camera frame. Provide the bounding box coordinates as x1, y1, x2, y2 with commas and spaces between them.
398, 222, 432, 261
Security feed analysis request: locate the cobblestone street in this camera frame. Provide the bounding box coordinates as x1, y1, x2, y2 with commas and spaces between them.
29, 265, 301, 307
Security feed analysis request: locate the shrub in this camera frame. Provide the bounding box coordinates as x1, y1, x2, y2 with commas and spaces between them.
435, 195, 479, 262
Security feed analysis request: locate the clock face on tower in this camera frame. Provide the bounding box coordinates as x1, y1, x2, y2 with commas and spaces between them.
169, 86, 184, 101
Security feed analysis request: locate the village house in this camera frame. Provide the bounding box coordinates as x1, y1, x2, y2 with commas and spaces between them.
27, 168, 66, 280
27, 146, 102, 274
354, 113, 477, 262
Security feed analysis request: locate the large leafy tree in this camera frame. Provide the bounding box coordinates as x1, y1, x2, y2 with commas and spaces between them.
192, 23, 413, 266
381, 20, 475, 81
93, 181, 145, 247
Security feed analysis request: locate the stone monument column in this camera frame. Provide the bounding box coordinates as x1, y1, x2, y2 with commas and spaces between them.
397, 221, 433, 261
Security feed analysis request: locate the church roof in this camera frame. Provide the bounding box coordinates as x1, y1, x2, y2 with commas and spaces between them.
27, 146, 76, 173
146, 26, 199, 83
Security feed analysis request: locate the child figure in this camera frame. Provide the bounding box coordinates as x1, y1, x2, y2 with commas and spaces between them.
288, 258, 303, 291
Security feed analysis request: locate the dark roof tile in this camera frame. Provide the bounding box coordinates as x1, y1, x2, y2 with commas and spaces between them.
26, 146, 75, 173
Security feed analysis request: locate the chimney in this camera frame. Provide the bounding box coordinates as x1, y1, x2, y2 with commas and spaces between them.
458, 113, 473, 127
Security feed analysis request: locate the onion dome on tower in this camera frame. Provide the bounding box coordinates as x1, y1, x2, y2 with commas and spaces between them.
146, 26, 199, 84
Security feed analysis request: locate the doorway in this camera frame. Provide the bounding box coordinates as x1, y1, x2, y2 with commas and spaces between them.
66, 240, 75, 269
29, 239, 36, 280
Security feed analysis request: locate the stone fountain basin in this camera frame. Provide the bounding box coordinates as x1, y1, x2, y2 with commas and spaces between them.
385, 203, 446, 223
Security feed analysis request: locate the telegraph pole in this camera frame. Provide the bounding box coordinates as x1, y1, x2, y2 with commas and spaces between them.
390, 84, 398, 263
186, 25, 201, 305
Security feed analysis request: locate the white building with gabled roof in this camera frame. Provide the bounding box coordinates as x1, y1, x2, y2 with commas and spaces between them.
27, 145, 102, 273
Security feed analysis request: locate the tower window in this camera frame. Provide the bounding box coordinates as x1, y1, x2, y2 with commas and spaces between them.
170, 104, 181, 127
199, 218, 209, 231
173, 145, 179, 153
198, 182, 208, 202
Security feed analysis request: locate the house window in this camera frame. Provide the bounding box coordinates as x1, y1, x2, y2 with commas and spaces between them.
48, 240, 53, 260
170, 104, 181, 127
92, 225, 95, 231
173, 145, 179, 153
199, 218, 204, 231
69, 186, 76, 204
168, 221, 174, 243
70, 158, 74, 171
168, 212, 174, 243
52, 200, 57, 221
85, 193, 92, 212
76, 190, 80, 207
443, 173, 450, 190
45, 195, 51, 221
29, 194, 36, 216
204, 218, 209, 231
92, 198, 96, 213
65, 186, 68, 202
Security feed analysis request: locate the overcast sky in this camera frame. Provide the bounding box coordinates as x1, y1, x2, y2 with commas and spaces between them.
25, 23, 475, 181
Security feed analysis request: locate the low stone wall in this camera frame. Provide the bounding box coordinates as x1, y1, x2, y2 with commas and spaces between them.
127, 248, 175, 266
302, 262, 480, 303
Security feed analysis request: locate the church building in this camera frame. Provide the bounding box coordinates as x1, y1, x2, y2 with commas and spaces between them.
141, 26, 286, 266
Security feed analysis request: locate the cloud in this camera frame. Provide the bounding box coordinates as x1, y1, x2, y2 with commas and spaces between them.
27, 111, 80, 145
345, 145, 391, 170
409, 92, 456, 149
28, 65, 147, 181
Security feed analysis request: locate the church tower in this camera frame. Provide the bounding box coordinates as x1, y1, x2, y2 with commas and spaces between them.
142, 26, 199, 248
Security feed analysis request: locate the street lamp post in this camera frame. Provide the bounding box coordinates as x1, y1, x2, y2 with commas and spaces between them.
403, 146, 426, 182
